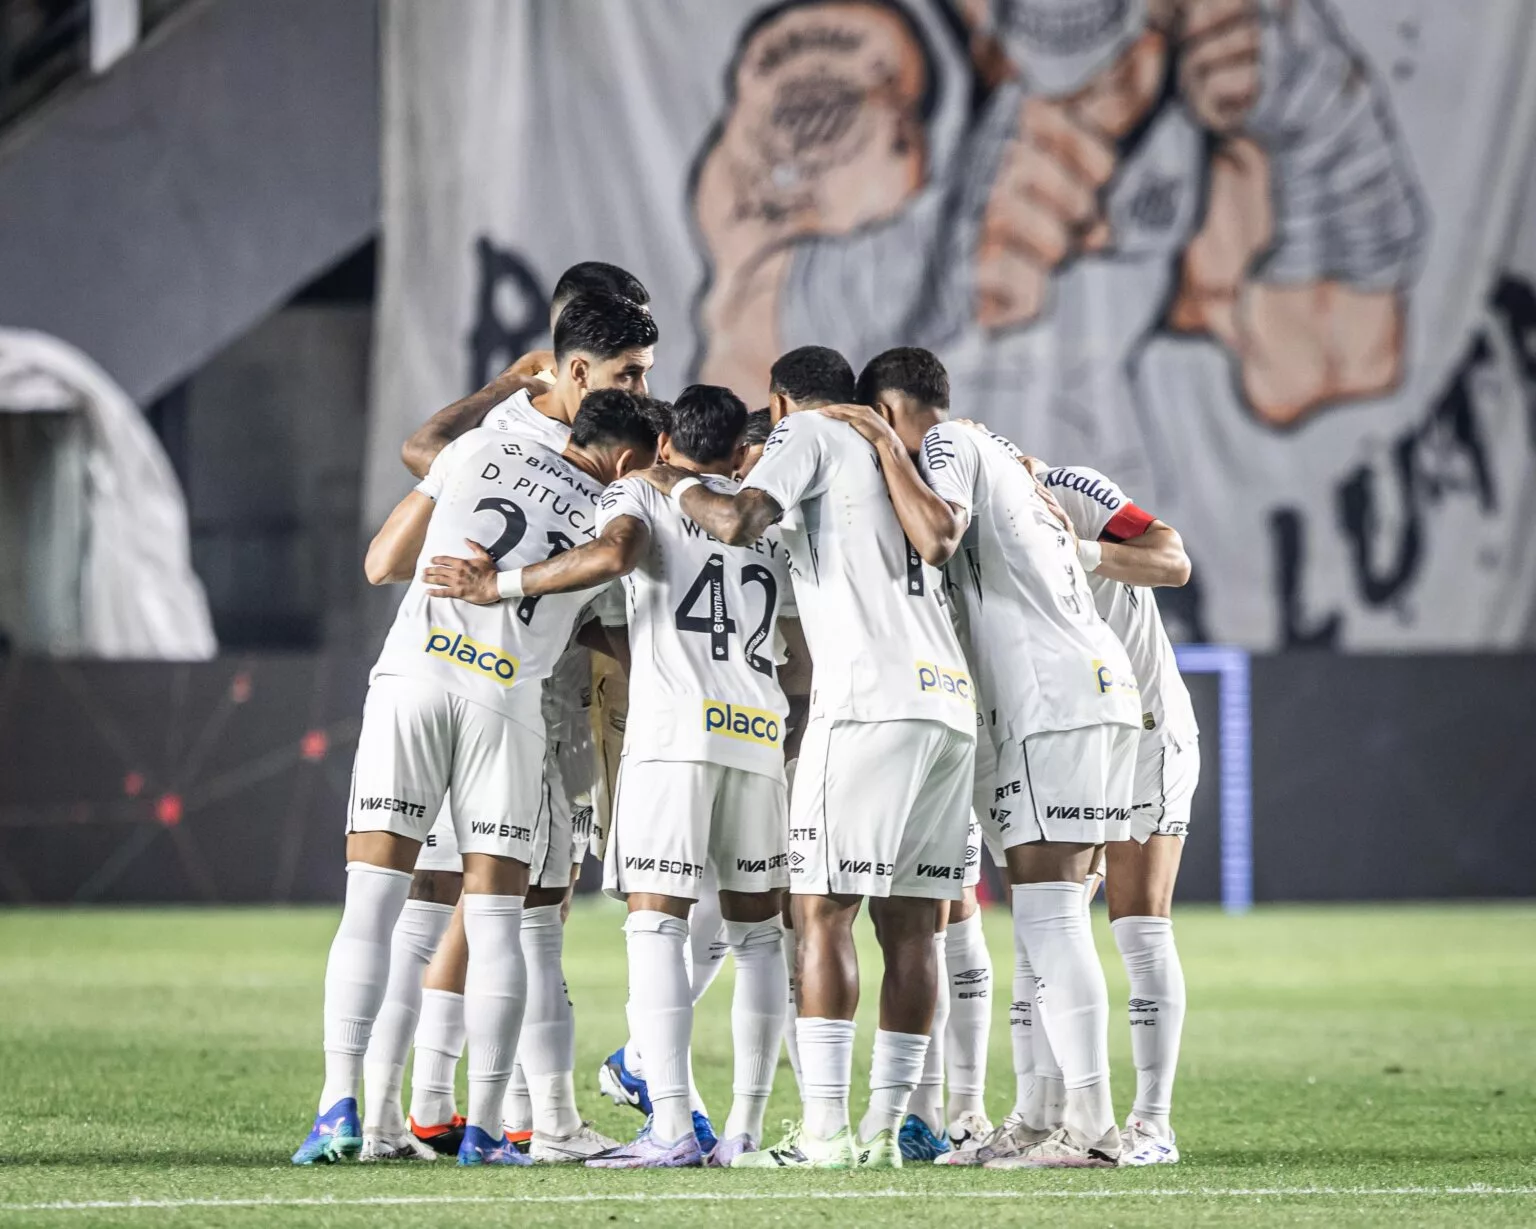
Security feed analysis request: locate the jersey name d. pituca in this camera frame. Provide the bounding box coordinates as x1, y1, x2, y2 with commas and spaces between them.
486, 387, 571, 453
371, 427, 604, 727
741, 412, 975, 737
1043, 465, 1198, 750
919, 422, 1141, 742
598, 473, 793, 778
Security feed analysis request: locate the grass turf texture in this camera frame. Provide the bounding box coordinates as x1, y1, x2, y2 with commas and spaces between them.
0, 902, 1532, 1228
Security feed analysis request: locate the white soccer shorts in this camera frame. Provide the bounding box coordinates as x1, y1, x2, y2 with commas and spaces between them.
789, 717, 975, 901
603, 757, 788, 899
986, 722, 1138, 849
347, 675, 543, 864
1129, 737, 1201, 843
415, 803, 461, 873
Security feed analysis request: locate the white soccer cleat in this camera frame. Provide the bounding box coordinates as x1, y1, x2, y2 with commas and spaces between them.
983, 1125, 1121, 1169
530, 1122, 621, 1163
359, 1130, 439, 1162
946, 1110, 994, 1151
934, 1112, 1048, 1166
1119, 1118, 1180, 1166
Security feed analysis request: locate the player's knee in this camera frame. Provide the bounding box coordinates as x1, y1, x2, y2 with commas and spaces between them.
410, 869, 462, 906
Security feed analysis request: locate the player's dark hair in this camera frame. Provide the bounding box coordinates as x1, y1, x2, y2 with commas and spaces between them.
635, 395, 675, 437
855, 346, 950, 411
554, 292, 659, 365
571, 388, 660, 455
769, 346, 855, 407
550, 262, 651, 320
741, 408, 773, 447
669, 384, 749, 465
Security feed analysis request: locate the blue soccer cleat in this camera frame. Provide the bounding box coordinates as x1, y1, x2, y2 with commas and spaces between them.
692, 1110, 718, 1155
597, 1045, 652, 1116
291, 1097, 362, 1165
898, 1112, 952, 1162
456, 1124, 534, 1166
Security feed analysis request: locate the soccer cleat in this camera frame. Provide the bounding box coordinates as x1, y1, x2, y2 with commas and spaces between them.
935, 1113, 1048, 1166
456, 1124, 534, 1166
947, 1110, 994, 1151
583, 1119, 703, 1169
692, 1110, 718, 1155
291, 1097, 362, 1165
359, 1130, 438, 1162
504, 1128, 534, 1154
530, 1123, 620, 1163
982, 1125, 1122, 1169
731, 1120, 855, 1169
597, 1045, 651, 1116
706, 1133, 758, 1167
855, 1127, 903, 1169
408, 1113, 466, 1156
897, 1113, 950, 1161
1119, 1118, 1180, 1166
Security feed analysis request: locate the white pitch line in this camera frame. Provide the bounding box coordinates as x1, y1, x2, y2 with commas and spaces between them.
3, 1187, 1535, 1212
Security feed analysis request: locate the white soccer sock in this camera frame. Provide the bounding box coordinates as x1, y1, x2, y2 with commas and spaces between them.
858, 1029, 929, 1143
782, 924, 803, 1097
1009, 944, 1036, 1121
517, 903, 580, 1136
319, 862, 412, 1111
362, 898, 454, 1133
909, 932, 947, 1135
721, 918, 786, 1143
1013, 882, 1114, 1144
1112, 915, 1185, 1136
944, 910, 992, 1119
690, 893, 729, 1004
626, 910, 695, 1143
408, 988, 465, 1126
798, 1017, 855, 1139
1030, 972, 1067, 1132
504, 1062, 532, 1134
462, 894, 527, 1135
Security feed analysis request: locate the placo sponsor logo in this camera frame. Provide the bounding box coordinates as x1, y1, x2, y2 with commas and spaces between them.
1092, 658, 1139, 696
425, 627, 519, 686
916, 660, 974, 704
703, 700, 782, 747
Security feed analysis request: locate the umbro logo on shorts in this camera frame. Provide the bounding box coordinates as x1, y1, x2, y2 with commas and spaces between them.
916, 660, 974, 703
425, 627, 520, 686
702, 700, 781, 748
1092, 658, 1139, 696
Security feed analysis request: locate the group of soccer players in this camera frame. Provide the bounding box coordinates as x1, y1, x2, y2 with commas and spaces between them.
292, 258, 1199, 1172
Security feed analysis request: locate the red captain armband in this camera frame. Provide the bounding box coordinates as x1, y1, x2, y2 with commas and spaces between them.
1102, 503, 1156, 542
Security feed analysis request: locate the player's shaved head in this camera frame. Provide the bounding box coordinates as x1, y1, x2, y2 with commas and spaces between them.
669, 384, 750, 466
769, 346, 856, 410
550, 262, 650, 323
856, 346, 950, 411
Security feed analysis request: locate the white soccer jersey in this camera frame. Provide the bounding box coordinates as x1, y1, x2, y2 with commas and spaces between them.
742, 412, 974, 736
486, 387, 571, 452
1043, 465, 1199, 749
918, 422, 1141, 741
371, 428, 604, 725
598, 472, 794, 778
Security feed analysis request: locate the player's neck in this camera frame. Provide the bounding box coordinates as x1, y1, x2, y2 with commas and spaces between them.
668, 456, 734, 478
559, 443, 606, 484
534, 377, 582, 426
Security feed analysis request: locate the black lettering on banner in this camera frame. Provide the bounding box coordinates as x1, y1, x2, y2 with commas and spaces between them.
467, 238, 546, 389
517, 531, 576, 626
474, 497, 528, 563
740, 563, 778, 677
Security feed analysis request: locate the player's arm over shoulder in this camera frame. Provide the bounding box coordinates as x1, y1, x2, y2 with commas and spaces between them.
1046, 465, 1191, 588
401, 369, 549, 479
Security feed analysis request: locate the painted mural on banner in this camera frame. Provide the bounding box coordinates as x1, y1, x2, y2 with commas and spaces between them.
370, 0, 1536, 649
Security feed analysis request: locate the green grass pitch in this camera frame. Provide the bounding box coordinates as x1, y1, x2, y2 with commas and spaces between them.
1, 901, 1532, 1227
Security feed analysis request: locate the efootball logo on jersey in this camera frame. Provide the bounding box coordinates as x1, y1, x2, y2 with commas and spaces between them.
424, 627, 520, 687
1092, 658, 1139, 696
702, 700, 782, 748
916, 660, 974, 705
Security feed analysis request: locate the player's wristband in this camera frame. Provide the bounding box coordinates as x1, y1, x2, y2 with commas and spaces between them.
670, 475, 703, 513
1077, 539, 1103, 574
496, 567, 527, 600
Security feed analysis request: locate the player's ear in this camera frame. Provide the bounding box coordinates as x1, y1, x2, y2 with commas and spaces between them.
657, 431, 675, 466
570, 355, 590, 392
875, 398, 897, 425
730, 440, 748, 473
768, 391, 788, 424
612, 446, 639, 480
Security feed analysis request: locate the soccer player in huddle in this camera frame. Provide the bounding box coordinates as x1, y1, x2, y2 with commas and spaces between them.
291, 382, 657, 1167
638, 346, 977, 1169
822, 347, 1141, 1168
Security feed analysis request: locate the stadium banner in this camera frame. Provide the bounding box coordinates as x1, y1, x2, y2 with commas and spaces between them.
370, 0, 1536, 651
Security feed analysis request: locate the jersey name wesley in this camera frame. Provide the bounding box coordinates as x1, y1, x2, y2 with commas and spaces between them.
920, 422, 1141, 741
1043, 465, 1198, 749
371, 427, 604, 727
599, 473, 792, 778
